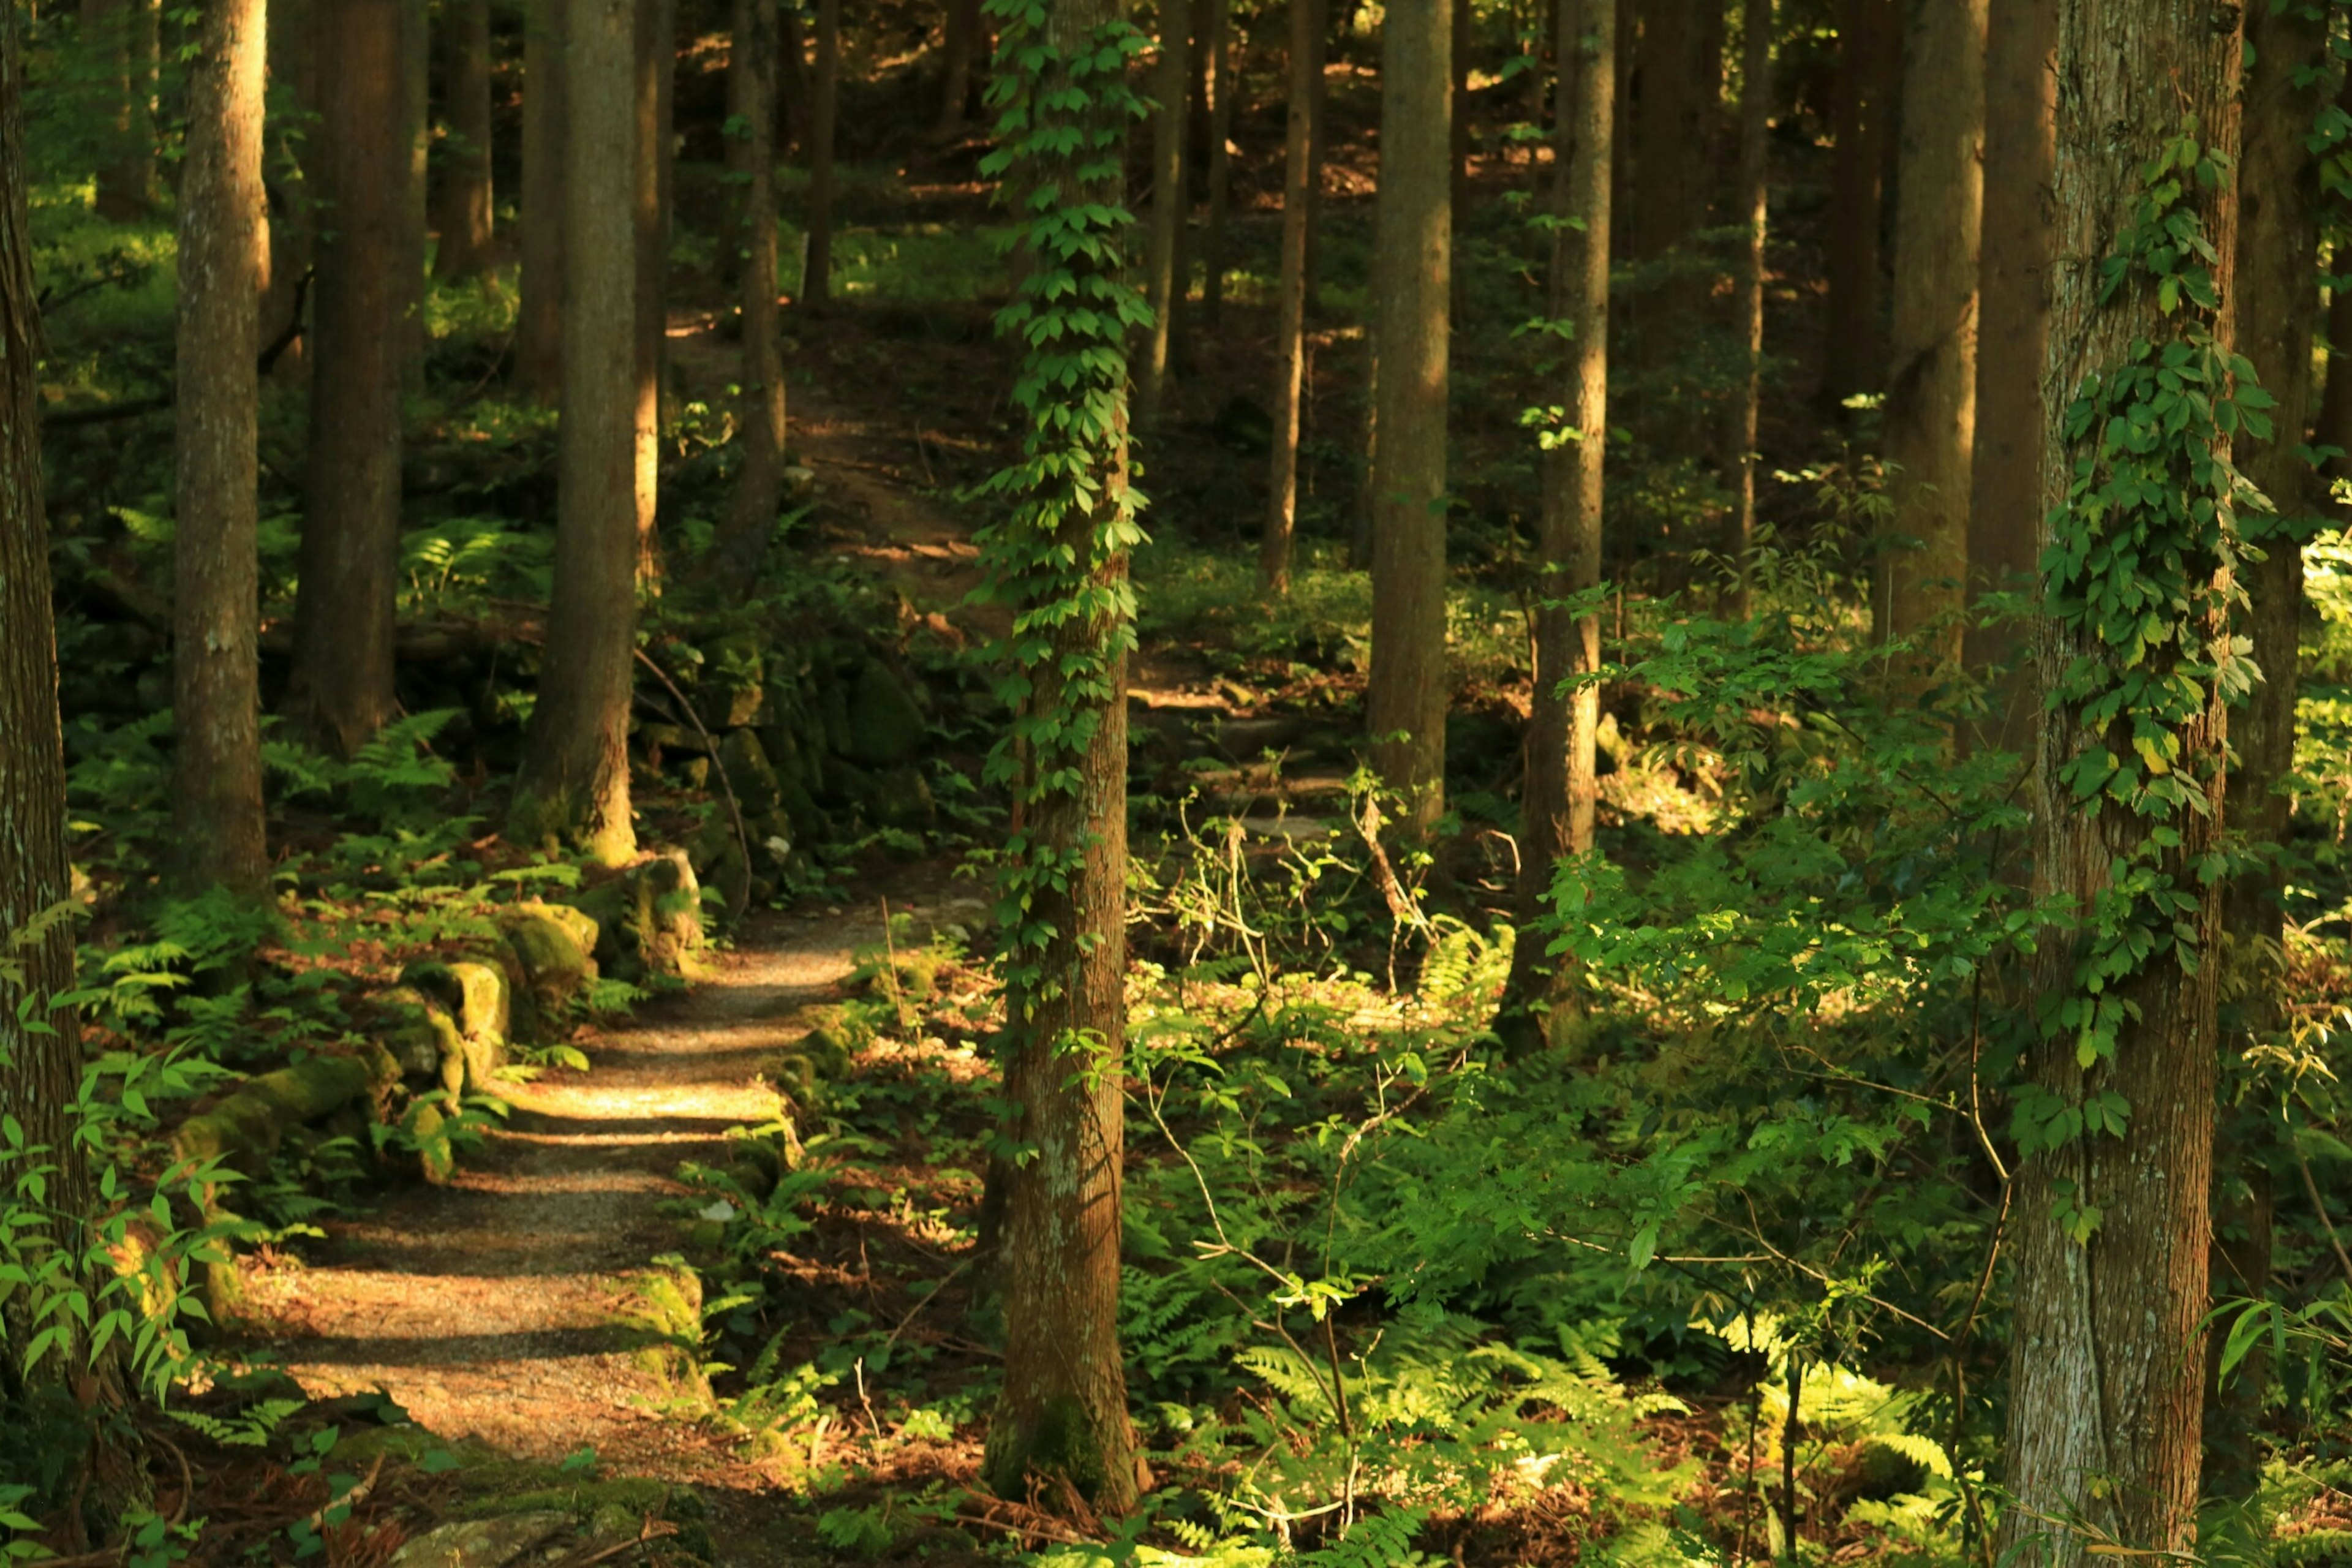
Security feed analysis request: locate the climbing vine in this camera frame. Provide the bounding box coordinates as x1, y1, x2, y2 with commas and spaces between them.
970, 1, 1153, 1008
2013, 119, 2269, 1233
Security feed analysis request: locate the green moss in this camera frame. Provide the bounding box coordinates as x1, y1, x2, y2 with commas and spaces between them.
979, 1392, 1114, 1504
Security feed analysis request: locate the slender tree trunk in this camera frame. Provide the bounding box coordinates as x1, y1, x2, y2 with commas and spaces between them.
633, 0, 671, 578
84, 0, 154, 219
936, 0, 982, 137
1627, 0, 1715, 364
779, 2, 810, 156
1501, 0, 1610, 1052
1821, 0, 1893, 406
435, 0, 496, 281
1137, 2, 1189, 426
2203, 0, 2324, 1502
399, 0, 428, 385
287, 0, 405, 756
1877, 0, 1985, 662
1262, 0, 1327, 594
261, 0, 317, 383
979, 0, 1139, 1515
1198, 0, 1234, 326
0, 0, 93, 1389
518, 0, 566, 398
2312, 65, 2352, 514
513, 0, 639, 868
805, 0, 839, 306
1368, 0, 1452, 830
723, 0, 785, 573
1722, 0, 1768, 620
173, 0, 270, 896
1963, 0, 2054, 752
2000, 4, 2245, 1562
1449, 0, 1469, 324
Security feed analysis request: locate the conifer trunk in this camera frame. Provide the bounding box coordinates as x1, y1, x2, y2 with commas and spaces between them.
399, 0, 428, 385
1137, 2, 1189, 426
83, 0, 155, 219
1367, 0, 1452, 830
1198, 0, 1234, 326
435, 0, 496, 281
633, 0, 672, 576
261, 0, 316, 383
1821, 0, 1893, 406
513, 0, 639, 867
2313, 66, 2352, 516
172, 0, 270, 895
287, 0, 405, 756
518, 0, 567, 398
1877, 0, 1984, 661
805, 0, 839, 306
937, 0, 982, 137
1262, 0, 1327, 595
1723, 0, 1768, 620
1627, 0, 1714, 363
2001, 4, 2244, 1560
725, 0, 785, 571
1502, 0, 1610, 1051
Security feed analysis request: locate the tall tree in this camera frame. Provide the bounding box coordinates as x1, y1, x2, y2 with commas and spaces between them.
518, 0, 566, 399
2000, 2, 2246, 1561
1261, 0, 1327, 594
82, 0, 156, 219
1821, 0, 1894, 406
1626, 0, 1717, 361
434, 0, 496, 281
286, 0, 406, 756
399, 0, 428, 385
937, 0, 982, 137
1137, 1, 1189, 425
804, 0, 840, 306
1501, 0, 1611, 1051
2204, 0, 2326, 1501
173, 0, 270, 895
1723, 0, 1770, 619
724, 0, 785, 573
1962, 0, 2054, 750
1197, 0, 1234, 326
633, 0, 673, 575
1367, 0, 1452, 830
2314, 67, 2352, 513
513, 0, 639, 867
261, 0, 317, 382
978, 0, 1142, 1514
1877, 0, 1985, 660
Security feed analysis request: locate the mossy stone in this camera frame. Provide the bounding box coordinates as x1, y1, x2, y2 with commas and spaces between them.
872, 764, 936, 831
718, 728, 784, 817
499, 903, 600, 1011
847, 657, 929, 766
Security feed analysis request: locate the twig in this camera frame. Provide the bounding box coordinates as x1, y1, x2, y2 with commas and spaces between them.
631, 646, 752, 918
305, 1453, 385, 1532
547, 1520, 679, 1568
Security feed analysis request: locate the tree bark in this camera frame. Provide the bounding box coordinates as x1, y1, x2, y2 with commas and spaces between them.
723, 0, 785, 573
261, 0, 317, 383
518, 0, 567, 399
1820, 0, 1893, 406
979, 0, 1139, 1515
1877, 0, 1984, 662
399, 0, 428, 385
1262, 0, 1327, 594
434, 0, 496, 281
1627, 0, 1715, 363
2312, 70, 2352, 516
633, 0, 672, 577
1367, 0, 1452, 831
804, 0, 839, 306
172, 0, 270, 895
1137, 2, 1189, 426
936, 0, 982, 138
287, 0, 405, 756
513, 0, 639, 868
1198, 0, 1234, 326
2204, 0, 2325, 1502
2001, 3, 2244, 1561
1448, 0, 1469, 324
1962, 0, 2054, 753
83, 0, 156, 219
1501, 0, 1610, 1052
1722, 0, 1768, 620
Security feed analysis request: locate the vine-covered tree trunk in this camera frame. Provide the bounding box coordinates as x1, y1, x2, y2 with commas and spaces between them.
518, 0, 567, 399
1877, 0, 1984, 661
2205, 0, 2324, 1502
724, 0, 785, 571
1261, 0, 1326, 594
173, 0, 270, 895
1367, 0, 1453, 831
1501, 0, 1610, 1054
513, 0, 639, 867
805, 0, 839, 306
287, 0, 405, 756
1821, 0, 1893, 407
1963, 0, 2053, 750
1197, 0, 1233, 326
434, 0, 496, 281
1137, 1, 1188, 426
979, 0, 1142, 1514
2001, 4, 2245, 1561
1722, 0, 1769, 620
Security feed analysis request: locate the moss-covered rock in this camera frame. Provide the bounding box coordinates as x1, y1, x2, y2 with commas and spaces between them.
631, 849, 707, 978
401, 960, 512, 1093
388, 1510, 570, 1568
611, 1261, 711, 1410
872, 764, 937, 831
718, 727, 783, 817
847, 656, 929, 766
698, 631, 767, 730
499, 903, 600, 1013
379, 984, 464, 1085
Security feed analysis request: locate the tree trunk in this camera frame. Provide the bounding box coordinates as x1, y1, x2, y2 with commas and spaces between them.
1448, 0, 1469, 324
2312, 67, 2352, 515
173, 0, 270, 896
1137, 2, 1189, 426
723, 0, 785, 573
399, 0, 428, 385
434, 0, 496, 281
518, 0, 566, 399
287, 0, 405, 756
1722, 0, 1768, 620
261, 0, 317, 383
978, 0, 1140, 1515
1262, 0, 1328, 594
633, 0, 672, 578
513, 0, 639, 868
1876, 0, 1984, 662
804, 0, 839, 306
1367, 0, 1452, 830
1962, 0, 2054, 752
936, 0, 982, 137
1198, 0, 1234, 327
0, 0, 93, 1386
1501, 0, 1610, 1052
778, 2, 810, 156
2204, 0, 2325, 1502
1627, 0, 1715, 364
84, 0, 155, 219
1820, 0, 1893, 406
2000, 3, 2245, 1562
